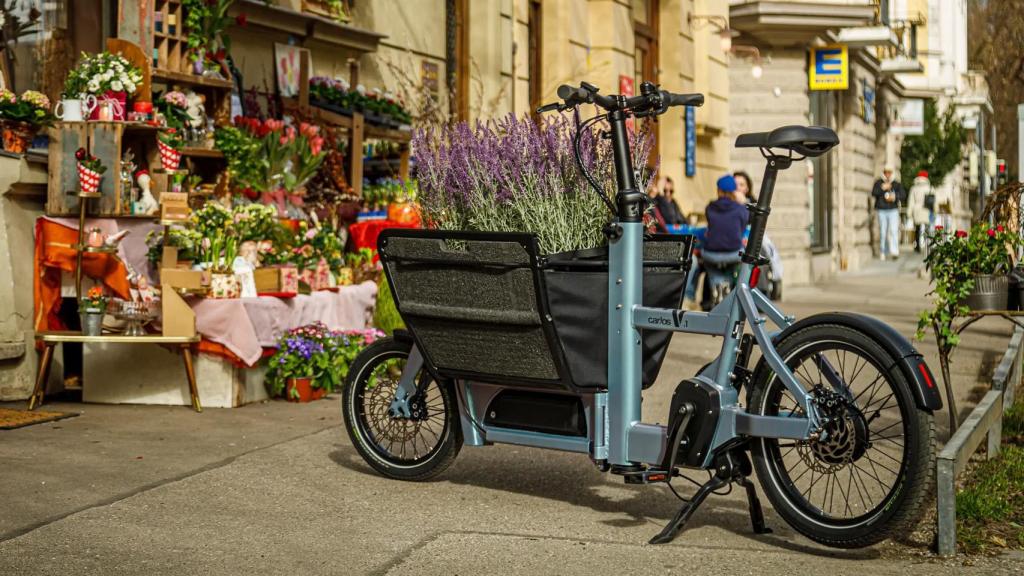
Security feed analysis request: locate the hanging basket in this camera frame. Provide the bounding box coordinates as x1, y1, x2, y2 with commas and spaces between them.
963, 274, 1009, 311
158, 140, 182, 171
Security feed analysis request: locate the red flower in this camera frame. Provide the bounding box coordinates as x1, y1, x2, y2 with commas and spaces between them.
997, 225, 1005, 232
242, 187, 259, 200
987, 228, 996, 237
75, 148, 87, 161
236, 12, 247, 26
955, 230, 968, 238
310, 136, 324, 156
934, 225, 943, 231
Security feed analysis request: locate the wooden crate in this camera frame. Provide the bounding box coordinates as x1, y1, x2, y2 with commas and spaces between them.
46, 122, 90, 215
46, 122, 163, 217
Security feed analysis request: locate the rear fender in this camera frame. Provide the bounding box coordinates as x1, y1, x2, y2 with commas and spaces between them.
767, 312, 942, 411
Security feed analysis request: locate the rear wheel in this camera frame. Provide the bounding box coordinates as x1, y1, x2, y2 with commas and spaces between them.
747, 324, 934, 548
342, 336, 462, 480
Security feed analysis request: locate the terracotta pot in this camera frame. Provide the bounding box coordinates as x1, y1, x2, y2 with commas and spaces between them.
2, 121, 37, 153
286, 377, 327, 403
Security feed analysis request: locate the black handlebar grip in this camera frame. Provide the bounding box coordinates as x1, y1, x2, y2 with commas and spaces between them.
557, 84, 582, 101
664, 92, 704, 108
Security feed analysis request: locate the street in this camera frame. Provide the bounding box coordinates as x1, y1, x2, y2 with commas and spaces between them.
2, 256, 1020, 575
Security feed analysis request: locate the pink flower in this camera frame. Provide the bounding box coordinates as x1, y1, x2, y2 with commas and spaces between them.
987, 228, 996, 237
310, 136, 324, 156
305, 228, 317, 240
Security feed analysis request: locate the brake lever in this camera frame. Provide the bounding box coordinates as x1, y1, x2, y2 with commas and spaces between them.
536, 102, 563, 115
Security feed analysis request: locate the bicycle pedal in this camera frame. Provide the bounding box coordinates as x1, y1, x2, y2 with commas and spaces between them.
621, 469, 672, 485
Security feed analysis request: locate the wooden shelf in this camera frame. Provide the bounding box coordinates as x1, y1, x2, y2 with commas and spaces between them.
228, 0, 385, 53
181, 147, 224, 159
36, 330, 199, 344
364, 124, 412, 142
152, 68, 234, 90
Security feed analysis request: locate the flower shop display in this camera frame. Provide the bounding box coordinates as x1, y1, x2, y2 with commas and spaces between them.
182, 0, 235, 76
157, 90, 190, 129
309, 77, 412, 128
75, 148, 107, 195
0, 89, 54, 152
413, 113, 656, 254
65, 51, 144, 121
346, 248, 378, 284
918, 223, 1023, 349
214, 116, 327, 217
264, 322, 382, 402
287, 220, 346, 290
79, 286, 109, 336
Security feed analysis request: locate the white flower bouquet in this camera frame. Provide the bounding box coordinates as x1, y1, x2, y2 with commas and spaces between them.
64, 52, 144, 98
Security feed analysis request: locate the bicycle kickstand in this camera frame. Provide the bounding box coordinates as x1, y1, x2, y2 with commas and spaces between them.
649, 467, 728, 545
736, 474, 772, 535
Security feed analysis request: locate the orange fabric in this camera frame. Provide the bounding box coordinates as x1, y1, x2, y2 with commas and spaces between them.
33, 218, 132, 332
196, 339, 275, 368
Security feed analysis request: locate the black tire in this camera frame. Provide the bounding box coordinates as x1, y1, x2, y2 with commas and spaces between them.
747, 324, 934, 548
342, 336, 462, 481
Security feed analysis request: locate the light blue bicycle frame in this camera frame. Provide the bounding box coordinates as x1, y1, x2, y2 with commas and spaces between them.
390, 218, 824, 471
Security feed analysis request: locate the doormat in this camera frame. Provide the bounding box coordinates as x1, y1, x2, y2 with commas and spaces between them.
0, 407, 77, 430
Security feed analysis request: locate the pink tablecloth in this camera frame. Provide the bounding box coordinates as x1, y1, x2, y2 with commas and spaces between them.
190, 281, 379, 366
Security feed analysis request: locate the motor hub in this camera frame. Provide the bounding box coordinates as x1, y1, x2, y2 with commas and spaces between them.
803, 386, 870, 470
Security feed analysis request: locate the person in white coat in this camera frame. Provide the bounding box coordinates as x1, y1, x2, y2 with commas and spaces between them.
905, 170, 933, 253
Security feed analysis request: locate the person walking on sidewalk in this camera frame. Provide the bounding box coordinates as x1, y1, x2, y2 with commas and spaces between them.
905, 170, 933, 252
872, 164, 905, 260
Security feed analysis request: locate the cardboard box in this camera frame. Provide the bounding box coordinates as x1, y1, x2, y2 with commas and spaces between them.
159, 191, 190, 223
161, 288, 195, 338
254, 266, 299, 295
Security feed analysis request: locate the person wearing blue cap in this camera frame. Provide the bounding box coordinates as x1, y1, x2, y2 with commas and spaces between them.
685, 174, 750, 306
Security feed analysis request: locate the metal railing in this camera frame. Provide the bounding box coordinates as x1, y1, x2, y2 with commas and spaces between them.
936, 327, 1021, 556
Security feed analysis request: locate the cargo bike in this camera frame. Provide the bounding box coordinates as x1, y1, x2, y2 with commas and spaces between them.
342, 81, 942, 547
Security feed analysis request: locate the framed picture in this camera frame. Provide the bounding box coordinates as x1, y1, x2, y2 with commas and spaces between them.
275, 44, 309, 98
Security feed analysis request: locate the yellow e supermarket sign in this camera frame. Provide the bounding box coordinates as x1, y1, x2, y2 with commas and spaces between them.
809, 45, 849, 91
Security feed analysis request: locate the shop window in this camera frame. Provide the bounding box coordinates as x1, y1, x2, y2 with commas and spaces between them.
809, 91, 834, 251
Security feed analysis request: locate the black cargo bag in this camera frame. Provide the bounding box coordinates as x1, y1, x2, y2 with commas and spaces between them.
378, 229, 692, 392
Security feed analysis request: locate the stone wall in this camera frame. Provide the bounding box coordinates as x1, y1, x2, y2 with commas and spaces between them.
729, 49, 813, 286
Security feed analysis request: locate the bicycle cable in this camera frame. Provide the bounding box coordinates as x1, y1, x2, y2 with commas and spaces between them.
572, 110, 617, 215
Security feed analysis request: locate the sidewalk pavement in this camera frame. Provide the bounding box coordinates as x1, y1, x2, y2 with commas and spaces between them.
1, 253, 1019, 575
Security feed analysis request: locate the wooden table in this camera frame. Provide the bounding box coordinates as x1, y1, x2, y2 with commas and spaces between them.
28, 331, 203, 413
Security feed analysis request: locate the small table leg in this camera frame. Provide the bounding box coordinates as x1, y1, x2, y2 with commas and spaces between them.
182, 345, 202, 413
28, 344, 55, 411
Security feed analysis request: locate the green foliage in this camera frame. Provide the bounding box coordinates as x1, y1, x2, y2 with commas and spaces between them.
900, 100, 965, 186
373, 278, 405, 336
917, 223, 1020, 349
182, 0, 236, 63
264, 323, 383, 396
1005, 400, 1024, 438
956, 443, 1024, 553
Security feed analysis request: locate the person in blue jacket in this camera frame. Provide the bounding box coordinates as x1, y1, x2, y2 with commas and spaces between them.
684, 175, 749, 307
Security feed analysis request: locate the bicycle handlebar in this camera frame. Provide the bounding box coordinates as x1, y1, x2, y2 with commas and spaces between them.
538, 81, 703, 117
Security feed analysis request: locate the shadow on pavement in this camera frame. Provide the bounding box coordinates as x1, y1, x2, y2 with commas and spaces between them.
328, 444, 880, 560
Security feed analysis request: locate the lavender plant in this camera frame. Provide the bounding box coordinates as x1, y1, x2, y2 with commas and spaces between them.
413, 113, 656, 254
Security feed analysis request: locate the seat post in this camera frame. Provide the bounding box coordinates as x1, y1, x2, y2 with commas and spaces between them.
742, 154, 790, 264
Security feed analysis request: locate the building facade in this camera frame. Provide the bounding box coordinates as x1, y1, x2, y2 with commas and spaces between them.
728, 1, 916, 283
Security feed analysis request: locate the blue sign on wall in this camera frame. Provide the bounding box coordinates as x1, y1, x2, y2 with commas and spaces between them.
685, 106, 696, 177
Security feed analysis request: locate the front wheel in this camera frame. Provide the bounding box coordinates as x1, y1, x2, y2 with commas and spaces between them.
747, 324, 935, 548
342, 336, 462, 481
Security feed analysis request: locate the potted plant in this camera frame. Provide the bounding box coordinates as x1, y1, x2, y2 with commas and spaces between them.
158, 128, 185, 171
918, 223, 1022, 348
75, 148, 106, 195
79, 286, 108, 336
157, 91, 190, 129
0, 89, 54, 152
182, 0, 236, 77
265, 324, 333, 402
65, 51, 144, 121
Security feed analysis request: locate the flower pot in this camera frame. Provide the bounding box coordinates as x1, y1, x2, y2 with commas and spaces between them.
1, 121, 37, 153
80, 310, 104, 336
77, 163, 102, 195
963, 273, 1009, 311
90, 90, 127, 121
158, 140, 182, 170
285, 377, 327, 403
210, 273, 241, 299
